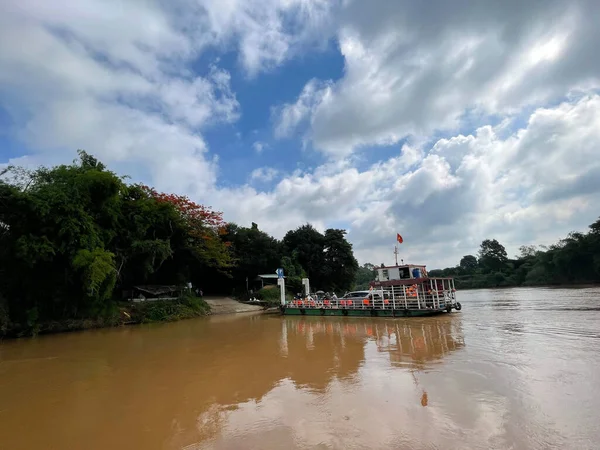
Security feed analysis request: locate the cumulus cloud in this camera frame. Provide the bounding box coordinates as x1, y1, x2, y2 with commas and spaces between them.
1, 0, 599, 270
219, 95, 600, 267
250, 167, 279, 183
273, 79, 332, 139
0, 0, 330, 190
252, 141, 267, 153
275, 0, 600, 156
195, 0, 338, 76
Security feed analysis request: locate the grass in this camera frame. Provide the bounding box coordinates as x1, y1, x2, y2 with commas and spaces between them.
1, 294, 211, 338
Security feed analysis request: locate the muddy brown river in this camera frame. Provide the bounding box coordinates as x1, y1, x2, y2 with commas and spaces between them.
1, 287, 599, 450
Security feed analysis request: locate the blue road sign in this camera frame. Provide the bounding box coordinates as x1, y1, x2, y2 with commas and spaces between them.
276, 268, 284, 278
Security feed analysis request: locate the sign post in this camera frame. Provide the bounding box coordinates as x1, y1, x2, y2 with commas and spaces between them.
276, 268, 285, 306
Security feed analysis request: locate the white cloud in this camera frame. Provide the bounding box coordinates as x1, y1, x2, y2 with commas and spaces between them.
1, 0, 599, 272
274, 0, 600, 157
250, 167, 279, 183
252, 141, 267, 153
0, 0, 243, 194
273, 79, 332, 139
218, 95, 600, 268
196, 0, 337, 76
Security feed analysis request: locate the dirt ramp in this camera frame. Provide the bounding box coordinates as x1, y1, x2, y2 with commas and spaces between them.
203, 297, 265, 315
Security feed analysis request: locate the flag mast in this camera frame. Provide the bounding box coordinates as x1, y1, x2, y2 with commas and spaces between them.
395, 233, 403, 266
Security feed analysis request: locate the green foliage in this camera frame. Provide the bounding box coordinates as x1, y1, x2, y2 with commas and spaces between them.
0, 152, 228, 334
280, 252, 306, 293
128, 295, 210, 323
282, 224, 326, 285
224, 223, 282, 283
478, 239, 508, 272
72, 248, 117, 303
0, 152, 363, 336
427, 218, 600, 289
0, 295, 8, 335
459, 255, 478, 271
256, 286, 282, 306
354, 263, 376, 290
323, 229, 359, 292
282, 224, 358, 292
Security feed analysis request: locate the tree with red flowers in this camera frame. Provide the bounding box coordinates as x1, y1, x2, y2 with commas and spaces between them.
139, 185, 232, 270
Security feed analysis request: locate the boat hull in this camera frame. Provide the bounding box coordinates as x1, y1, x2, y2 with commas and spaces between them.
281, 307, 450, 317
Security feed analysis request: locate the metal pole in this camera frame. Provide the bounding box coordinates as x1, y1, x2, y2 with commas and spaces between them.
278, 277, 286, 306
429, 279, 433, 309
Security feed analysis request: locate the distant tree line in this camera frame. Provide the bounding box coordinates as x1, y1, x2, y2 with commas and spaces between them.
427, 224, 600, 288
353, 220, 600, 290
0, 152, 359, 334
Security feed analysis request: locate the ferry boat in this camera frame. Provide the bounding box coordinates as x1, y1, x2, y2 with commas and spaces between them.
280, 262, 461, 317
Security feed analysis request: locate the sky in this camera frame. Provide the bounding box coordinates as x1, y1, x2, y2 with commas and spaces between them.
1, 0, 600, 269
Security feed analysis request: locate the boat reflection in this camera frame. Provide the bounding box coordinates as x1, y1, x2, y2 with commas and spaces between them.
180, 317, 466, 449
283, 316, 465, 370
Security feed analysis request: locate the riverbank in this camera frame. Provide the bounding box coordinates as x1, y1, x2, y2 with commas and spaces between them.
1, 295, 264, 339
203, 296, 265, 315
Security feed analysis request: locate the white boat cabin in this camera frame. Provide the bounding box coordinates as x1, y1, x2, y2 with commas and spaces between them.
375, 264, 428, 282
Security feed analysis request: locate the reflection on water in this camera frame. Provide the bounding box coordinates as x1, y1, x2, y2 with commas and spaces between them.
285, 316, 465, 370
1, 287, 600, 450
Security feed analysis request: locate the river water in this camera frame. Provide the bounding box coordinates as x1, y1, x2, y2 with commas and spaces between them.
1, 287, 599, 450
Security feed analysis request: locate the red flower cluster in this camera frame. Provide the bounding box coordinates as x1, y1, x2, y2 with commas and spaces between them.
139, 185, 226, 231
137, 185, 232, 267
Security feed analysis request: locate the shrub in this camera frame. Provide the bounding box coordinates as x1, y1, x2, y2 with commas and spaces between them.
128, 295, 210, 323
257, 286, 282, 306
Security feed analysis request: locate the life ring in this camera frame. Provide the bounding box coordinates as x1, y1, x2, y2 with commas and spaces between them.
406, 285, 418, 297
455, 302, 462, 311
446, 304, 452, 313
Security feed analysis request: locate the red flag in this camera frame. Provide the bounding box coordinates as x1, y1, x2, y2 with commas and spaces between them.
397, 233, 403, 244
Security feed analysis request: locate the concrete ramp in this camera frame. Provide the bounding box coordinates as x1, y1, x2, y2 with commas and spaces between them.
203, 296, 265, 315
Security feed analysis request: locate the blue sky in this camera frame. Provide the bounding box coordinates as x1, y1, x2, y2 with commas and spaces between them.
1, 0, 600, 268
202, 41, 345, 189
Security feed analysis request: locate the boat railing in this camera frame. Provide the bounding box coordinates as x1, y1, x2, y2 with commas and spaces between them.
286, 278, 456, 311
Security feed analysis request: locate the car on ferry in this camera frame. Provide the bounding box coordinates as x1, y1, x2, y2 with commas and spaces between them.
342, 290, 392, 300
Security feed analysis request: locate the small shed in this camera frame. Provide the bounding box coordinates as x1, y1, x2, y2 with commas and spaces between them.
130, 285, 183, 302
255, 274, 286, 289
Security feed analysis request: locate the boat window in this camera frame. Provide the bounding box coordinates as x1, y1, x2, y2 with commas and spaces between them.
382, 269, 389, 280
399, 267, 410, 279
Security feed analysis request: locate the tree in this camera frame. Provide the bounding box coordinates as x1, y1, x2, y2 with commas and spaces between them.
322, 229, 359, 293
518, 245, 538, 259
282, 224, 326, 287
354, 263, 376, 290
589, 217, 600, 235
281, 251, 307, 294
478, 239, 508, 272
0, 151, 233, 329
224, 223, 282, 288
140, 185, 231, 271
459, 255, 478, 271
0, 151, 126, 321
